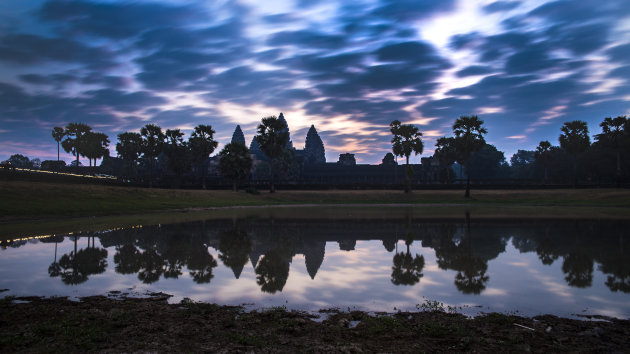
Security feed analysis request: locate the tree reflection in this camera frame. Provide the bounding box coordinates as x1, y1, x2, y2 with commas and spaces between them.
187, 245, 218, 284
113, 244, 141, 274
562, 253, 593, 288
255, 251, 290, 293
54, 236, 107, 285
391, 238, 425, 286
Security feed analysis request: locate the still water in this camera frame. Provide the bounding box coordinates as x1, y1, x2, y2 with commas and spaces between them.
1, 208, 629, 319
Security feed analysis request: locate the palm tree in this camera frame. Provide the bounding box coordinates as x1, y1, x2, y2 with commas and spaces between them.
255, 250, 290, 293
219, 142, 253, 191
84, 132, 110, 167
255, 116, 289, 193
390, 120, 423, 193
61, 123, 92, 167
51, 127, 65, 161
452, 115, 487, 198
559, 120, 590, 186
534, 140, 553, 183
116, 132, 143, 179
189, 125, 218, 189
596, 116, 628, 185
140, 124, 166, 188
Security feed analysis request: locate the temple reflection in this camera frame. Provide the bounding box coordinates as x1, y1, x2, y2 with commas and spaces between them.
2, 215, 628, 295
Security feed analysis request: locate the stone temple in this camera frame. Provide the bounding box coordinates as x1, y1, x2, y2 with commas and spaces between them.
237, 112, 326, 165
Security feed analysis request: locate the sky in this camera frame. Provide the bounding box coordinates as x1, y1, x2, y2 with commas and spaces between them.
0, 0, 629, 165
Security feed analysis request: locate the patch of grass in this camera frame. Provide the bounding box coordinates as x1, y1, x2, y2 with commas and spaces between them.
361, 315, 404, 335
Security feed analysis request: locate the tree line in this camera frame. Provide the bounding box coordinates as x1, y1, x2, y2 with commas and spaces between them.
3, 114, 628, 192
390, 115, 630, 196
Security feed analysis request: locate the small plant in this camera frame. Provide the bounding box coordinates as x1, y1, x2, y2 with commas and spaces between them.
416, 298, 446, 312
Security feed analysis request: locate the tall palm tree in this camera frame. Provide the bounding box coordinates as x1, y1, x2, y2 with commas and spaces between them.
189, 125, 218, 189
452, 115, 487, 198
390, 120, 423, 193
255, 116, 289, 193
596, 116, 628, 185
535, 140, 553, 183
84, 132, 110, 167
559, 120, 590, 186
61, 123, 92, 167
140, 124, 165, 188
51, 127, 65, 161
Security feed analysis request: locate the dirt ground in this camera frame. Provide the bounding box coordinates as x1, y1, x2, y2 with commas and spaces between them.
1, 294, 628, 353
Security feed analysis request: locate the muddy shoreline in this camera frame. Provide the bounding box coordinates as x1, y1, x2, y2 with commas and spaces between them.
1, 294, 628, 353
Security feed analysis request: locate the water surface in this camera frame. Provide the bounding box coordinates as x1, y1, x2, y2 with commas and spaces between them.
1, 208, 628, 319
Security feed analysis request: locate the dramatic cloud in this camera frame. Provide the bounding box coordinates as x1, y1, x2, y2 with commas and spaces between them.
0, 0, 628, 163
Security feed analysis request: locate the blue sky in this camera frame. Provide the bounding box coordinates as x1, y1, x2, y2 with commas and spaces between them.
1, 0, 629, 164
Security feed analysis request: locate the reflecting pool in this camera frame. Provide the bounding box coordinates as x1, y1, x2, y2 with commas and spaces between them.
1, 208, 629, 319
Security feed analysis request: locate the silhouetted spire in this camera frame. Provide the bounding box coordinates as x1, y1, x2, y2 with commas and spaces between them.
304, 125, 325, 164
249, 137, 266, 160
278, 112, 293, 149
231, 262, 245, 279
304, 241, 325, 280
231, 125, 245, 145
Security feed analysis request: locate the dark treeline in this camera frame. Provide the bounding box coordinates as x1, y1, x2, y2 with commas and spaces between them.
4, 114, 629, 191
3, 217, 629, 295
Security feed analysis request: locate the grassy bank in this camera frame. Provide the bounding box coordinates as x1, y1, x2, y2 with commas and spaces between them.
1, 295, 628, 353
2, 180, 630, 219
2, 180, 630, 240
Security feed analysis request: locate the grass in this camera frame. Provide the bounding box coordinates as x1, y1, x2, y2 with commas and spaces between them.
2, 179, 630, 240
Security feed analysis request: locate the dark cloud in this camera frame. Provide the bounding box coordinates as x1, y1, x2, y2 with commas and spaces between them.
504, 46, 566, 74
371, 0, 456, 22
374, 41, 445, 66
267, 30, 347, 49
482, 1, 521, 13
0, 33, 115, 69
607, 43, 630, 62
39, 0, 202, 39
19, 73, 77, 85
82, 89, 167, 112
304, 98, 411, 125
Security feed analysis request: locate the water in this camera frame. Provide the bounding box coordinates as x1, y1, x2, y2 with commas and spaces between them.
1, 209, 629, 319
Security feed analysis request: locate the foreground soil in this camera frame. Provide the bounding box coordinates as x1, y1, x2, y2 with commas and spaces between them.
1, 295, 628, 353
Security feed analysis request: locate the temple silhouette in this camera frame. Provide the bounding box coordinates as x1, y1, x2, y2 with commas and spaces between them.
210, 112, 441, 187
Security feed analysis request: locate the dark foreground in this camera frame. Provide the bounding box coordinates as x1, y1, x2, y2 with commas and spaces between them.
1, 295, 629, 353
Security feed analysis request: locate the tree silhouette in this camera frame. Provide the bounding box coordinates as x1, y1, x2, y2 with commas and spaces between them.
390, 120, 423, 193
164, 129, 191, 186
137, 248, 166, 284
452, 115, 487, 198
391, 243, 425, 286
61, 123, 92, 167
116, 132, 143, 179
189, 125, 218, 189
219, 142, 253, 191
113, 244, 142, 274
48, 241, 62, 278
55, 237, 107, 285
83, 131, 110, 167
534, 140, 553, 183
434, 137, 458, 183
187, 246, 218, 284
51, 127, 65, 161
140, 124, 166, 188
255, 116, 289, 193
562, 253, 593, 288
559, 120, 590, 186
595, 116, 628, 185
255, 250, 290, 293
